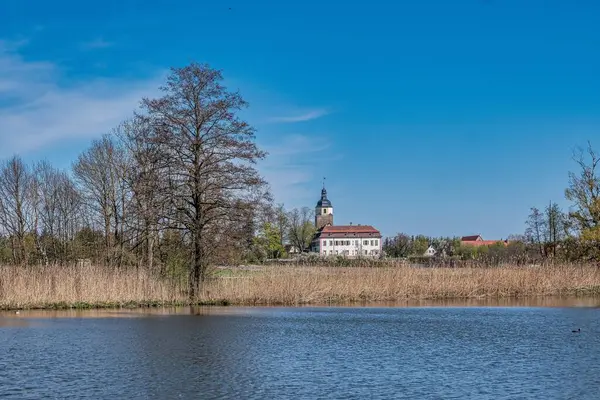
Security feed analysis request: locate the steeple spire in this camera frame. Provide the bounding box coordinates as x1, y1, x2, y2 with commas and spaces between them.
315, 182, 333, 229
316, 182, 332, 208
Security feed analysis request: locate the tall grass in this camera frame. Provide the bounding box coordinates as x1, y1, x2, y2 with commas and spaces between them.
0, 264, 188, 309
202, 264, 600, 305
1, 263, 600, 309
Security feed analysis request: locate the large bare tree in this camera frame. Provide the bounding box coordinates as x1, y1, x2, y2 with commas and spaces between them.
0, 156, 35, 264
140, 62, 268, 298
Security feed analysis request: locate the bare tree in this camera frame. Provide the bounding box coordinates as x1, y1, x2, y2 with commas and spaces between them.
525, 207, 547, 258
565, 141, 600, 239
73, 134, 129, 267
0, 156, 35, 264
117, 117, 166, 271
287, 207, 316, 253
34, 161, 60, 265
55, 172, 82, 263
274, 203, 289, 247
34, 161, 83, 264
140, 62, 268, 298
545, 201, 567, 258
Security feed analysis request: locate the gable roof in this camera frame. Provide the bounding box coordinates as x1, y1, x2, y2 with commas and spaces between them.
461, 235, 482, 241
462, 239, 509, 247
315, 225, 382, 239
322, 225, 379, 233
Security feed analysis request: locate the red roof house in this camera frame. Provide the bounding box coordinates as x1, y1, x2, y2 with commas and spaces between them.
312, 225, 382, 257
461, 235, 508, 247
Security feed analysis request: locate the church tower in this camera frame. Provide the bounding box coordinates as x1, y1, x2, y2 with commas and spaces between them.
315, 185, 334, 229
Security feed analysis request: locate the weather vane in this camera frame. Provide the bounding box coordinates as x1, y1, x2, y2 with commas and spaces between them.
322, 176, 326, 189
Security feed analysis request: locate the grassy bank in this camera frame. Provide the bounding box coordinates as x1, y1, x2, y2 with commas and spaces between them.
1, 264, 600, 310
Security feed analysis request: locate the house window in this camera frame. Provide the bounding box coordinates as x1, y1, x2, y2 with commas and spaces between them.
364, 250, 368, 255
363, 240, 369, 246
374, 239, 379, 246
329, 240, 333, 246
323, 209, 327, 214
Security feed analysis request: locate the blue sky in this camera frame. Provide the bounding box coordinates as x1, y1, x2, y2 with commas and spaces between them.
1, 0, 599, 239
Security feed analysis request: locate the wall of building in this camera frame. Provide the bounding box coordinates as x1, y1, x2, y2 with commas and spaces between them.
315, 237, 381, 257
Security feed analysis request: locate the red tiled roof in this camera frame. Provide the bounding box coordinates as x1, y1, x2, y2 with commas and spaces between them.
315, 225, 382, 239
462, 239, 508, 247
461, 235, 482, 241
321, 225, 380, 234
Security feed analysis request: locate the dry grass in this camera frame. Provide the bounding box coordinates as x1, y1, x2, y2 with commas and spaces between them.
1, 263, 600, 310
202, 264, 600, 305
0, 264, 188, 310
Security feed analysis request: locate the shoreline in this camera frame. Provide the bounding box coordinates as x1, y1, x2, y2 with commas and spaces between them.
2, 263, 600, 312
3, 292, 600, 312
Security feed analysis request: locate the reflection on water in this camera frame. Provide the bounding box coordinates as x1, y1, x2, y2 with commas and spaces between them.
2, 295, 600, 320
1, 299, 600, 399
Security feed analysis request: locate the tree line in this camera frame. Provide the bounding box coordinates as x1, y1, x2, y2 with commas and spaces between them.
0, 63, 306, 297
383, 142, 600, 265
1, 62, 598, 292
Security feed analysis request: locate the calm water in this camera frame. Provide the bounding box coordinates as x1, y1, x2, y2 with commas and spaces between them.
1, 303, 600, 399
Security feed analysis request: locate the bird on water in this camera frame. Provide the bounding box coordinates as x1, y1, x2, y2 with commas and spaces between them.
572, 328, 580, 333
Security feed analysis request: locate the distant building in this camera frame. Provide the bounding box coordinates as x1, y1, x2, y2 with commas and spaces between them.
461, 235, 508, 247
310, 186, 382, 257
284, 244, 300, 254
423, 245, 436, 257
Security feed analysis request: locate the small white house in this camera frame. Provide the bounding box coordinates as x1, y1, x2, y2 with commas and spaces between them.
423, 245, 436, 257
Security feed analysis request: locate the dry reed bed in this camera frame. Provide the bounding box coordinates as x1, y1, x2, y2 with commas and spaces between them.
0, 264, 188, 309
203, 264, 600, 305
1, 264, 600, 309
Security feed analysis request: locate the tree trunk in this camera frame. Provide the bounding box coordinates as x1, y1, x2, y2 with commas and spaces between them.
189, 238, 204, 301
147, 231, 154, 272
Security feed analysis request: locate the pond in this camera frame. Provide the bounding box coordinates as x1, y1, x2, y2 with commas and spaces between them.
1, 300, 599, 399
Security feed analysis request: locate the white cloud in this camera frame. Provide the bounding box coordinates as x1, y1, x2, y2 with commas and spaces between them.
0, 39, 337, 208
0, 41, 163, 157
267, 108, 330, 123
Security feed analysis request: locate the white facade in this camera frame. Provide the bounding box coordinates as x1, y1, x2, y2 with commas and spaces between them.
317, 206, 333, 217
424, 245, 436, 257
310, 186, 382, 258
314, 237, 381, 257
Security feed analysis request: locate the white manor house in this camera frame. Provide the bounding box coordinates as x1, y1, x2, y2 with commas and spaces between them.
310, 186, 382, 257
